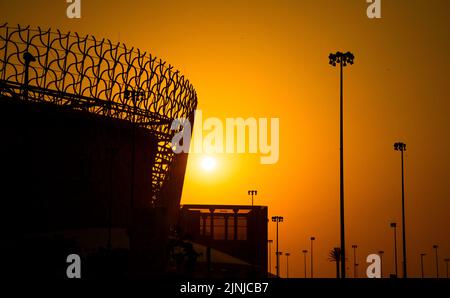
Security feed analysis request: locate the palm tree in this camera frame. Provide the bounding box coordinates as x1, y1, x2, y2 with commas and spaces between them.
329, 247, 342, 278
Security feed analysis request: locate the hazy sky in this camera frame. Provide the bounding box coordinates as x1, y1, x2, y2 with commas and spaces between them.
2, 0, 449, 278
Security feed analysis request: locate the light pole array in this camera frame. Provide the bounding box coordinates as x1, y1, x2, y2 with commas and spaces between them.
329, 51, 354, 278
394, 142, 407, 278
272, 216, 284, 278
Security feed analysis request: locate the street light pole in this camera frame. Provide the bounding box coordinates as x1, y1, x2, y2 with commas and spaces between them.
420, 253, 426, 278
272, 216, 284, 278
394, 142, 407, 278
248, 190, 257, 208
390, 222, 398, 277
352, 245, 358, 278
248, 190, 258, 275
378, 250, 384, 278
23, 52, 36, 100
433, 245, 439, 278
276, 252, 283, 277
444, 258, 449, 278
268, 240, 273, 276
285, 253, 290, 278
310, 237, 315, 278
302, 250, 308, 278
329, 51, 354, 278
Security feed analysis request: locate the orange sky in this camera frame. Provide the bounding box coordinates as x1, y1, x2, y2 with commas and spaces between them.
2, 0, 449, 278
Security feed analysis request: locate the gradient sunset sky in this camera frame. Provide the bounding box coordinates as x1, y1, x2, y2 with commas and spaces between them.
2, 0, 449, 278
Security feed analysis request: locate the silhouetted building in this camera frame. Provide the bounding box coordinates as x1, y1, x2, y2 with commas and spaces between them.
0, 24, 197, 279
178, 204, 268, 278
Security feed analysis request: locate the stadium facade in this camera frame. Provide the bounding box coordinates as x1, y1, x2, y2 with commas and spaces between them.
0, 24, 197, 278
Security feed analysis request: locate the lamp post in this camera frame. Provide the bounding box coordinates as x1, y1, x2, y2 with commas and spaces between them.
310, 236, 316, 278
444, 258, 449, 278
390, 222, 398, 277
378, 250, 384, 278
302, 250, 308, 278
285, 253, 290, 278
394, 142, 407, 278
352, 245, 358, 278
23, 52, 36, 100
268, 240, 273, 276
272, 216, 284, 278
276, 252, 283, 277
433, 245, 439, 278
420, 253, 426, 278
329, 51, 354, 278
248, 190, 257, 208
247, 190, 258, 275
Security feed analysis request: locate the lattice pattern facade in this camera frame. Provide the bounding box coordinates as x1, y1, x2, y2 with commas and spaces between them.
0, 23, 198, 202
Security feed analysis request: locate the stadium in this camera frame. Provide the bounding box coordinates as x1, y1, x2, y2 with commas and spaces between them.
0, 23, 197, 278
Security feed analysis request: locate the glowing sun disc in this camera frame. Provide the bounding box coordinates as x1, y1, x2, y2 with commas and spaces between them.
201, 156, 217, 171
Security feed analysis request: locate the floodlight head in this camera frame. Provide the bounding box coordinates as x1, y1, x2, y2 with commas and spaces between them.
271, 216, 284, 222
23, 52, 36, 63
329, 51, 355, 67
394, 142, 406, 151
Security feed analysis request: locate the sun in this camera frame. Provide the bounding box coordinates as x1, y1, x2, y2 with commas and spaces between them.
201, 156, 217, 171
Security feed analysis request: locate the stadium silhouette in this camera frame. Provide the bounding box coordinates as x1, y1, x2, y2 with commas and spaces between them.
0, 23, 197, 278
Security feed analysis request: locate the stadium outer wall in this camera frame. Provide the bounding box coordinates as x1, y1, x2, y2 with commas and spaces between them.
0, 94, 191, 279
